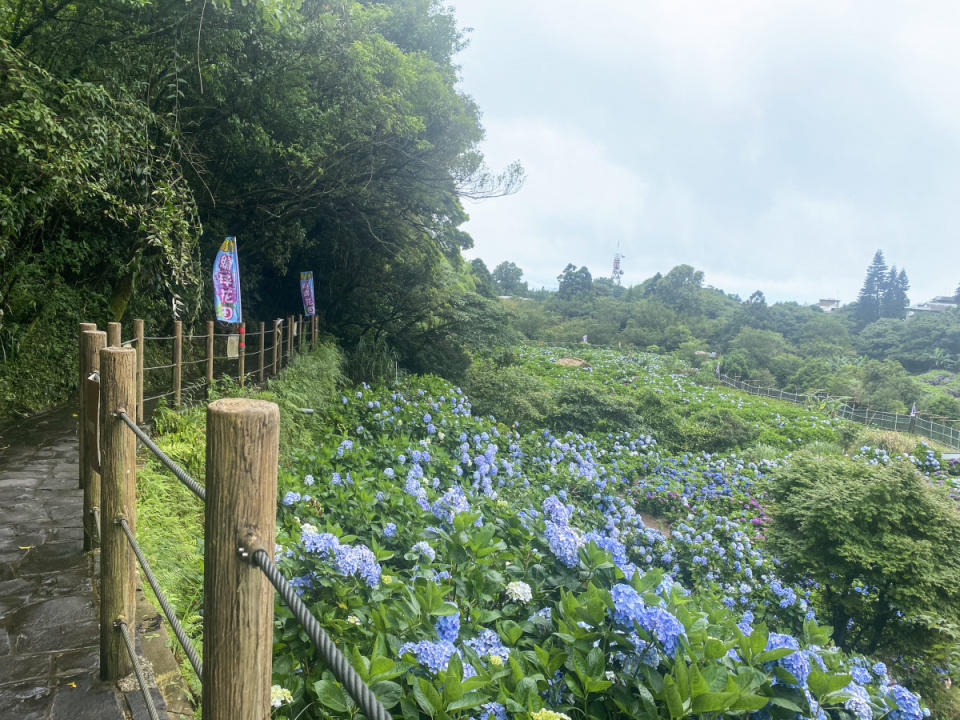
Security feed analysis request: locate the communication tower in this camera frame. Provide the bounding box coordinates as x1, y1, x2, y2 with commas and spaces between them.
612, 245, 625, 286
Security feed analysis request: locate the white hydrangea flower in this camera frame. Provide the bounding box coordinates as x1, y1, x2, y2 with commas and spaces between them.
270, 685, 293, 708
505, 581, 532, 604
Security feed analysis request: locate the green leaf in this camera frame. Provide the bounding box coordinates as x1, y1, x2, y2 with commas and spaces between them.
691, 692, 738, 713
663, 675, 685, 719
704, 637, 727, 660
413, 678, 438, 716
370, 681, 402, 708
757, 647, 796, 663
769, 696, 803, 713
807, 671, 853, 698
730, 693, 771, 711
586, 646, 605, 679
773, 667, 799, 686
498, 619, 524, 646
749, 624, 769, 655
313, 679, 348, 713
584, 677, 613, 694
446, 691, 488, 711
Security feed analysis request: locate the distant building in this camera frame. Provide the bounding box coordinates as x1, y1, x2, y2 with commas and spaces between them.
907, 295, 958, 317
818, 298, 840, 313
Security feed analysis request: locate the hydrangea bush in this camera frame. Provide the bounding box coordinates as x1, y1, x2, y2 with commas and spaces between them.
268, 348, 937, 719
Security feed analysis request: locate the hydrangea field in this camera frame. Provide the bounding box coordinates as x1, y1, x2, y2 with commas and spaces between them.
269, 347, 948, 720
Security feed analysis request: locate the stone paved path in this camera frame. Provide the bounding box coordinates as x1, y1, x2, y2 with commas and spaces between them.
0, 405, 168, 719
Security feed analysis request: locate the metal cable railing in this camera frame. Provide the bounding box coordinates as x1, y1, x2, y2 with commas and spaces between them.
115, 411, 387, 719
117, 411, 206, 501
250, 549, 392, 720
117, 620, 162, 720
119, 517, 203, 678
715, 372, 960, 450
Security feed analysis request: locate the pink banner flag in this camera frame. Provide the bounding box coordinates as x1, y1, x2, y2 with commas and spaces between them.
213, 236, 242, 323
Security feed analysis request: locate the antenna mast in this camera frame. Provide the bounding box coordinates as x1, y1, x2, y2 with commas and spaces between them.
612, 242, 625, 286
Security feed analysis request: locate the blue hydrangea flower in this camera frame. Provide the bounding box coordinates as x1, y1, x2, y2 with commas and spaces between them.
301, 528, 340, 556
384, 523, 397, 538
639, 606, 686, 655
887, 685, 923, 720
282, 491, 301, 506
398, 641, 458, 674
479, 702, 507, 720
542, 495, 572, 525
435, 606, 460, 643
610, 583, 645, 627
412, 541, 436, 562
844, 683, 873, 720
464, 629, 509, 662
764, 633, 809, 687
850, 666, 872, 685
432, 486, 471, 524
545, 521, 582, 567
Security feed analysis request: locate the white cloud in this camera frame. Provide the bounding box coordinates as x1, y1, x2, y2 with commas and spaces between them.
463, 118, 649, 288
452, 0, 960, 304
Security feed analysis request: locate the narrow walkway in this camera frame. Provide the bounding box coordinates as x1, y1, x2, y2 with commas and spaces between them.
0, 405, 166, 719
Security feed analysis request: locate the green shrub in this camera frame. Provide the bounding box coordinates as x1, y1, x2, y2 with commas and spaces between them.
768, 454, 960, 660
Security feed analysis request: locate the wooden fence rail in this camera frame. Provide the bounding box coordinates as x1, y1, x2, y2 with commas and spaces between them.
77, 318, 304, 718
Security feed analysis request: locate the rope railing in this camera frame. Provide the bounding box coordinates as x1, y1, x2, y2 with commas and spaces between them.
117, 620, 162, 720
119, 516, 204, 678
117, 410, 206, 501
250, 549, 392, 720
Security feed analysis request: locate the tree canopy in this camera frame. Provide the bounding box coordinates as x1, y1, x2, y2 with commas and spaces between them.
0, 0, 522, 413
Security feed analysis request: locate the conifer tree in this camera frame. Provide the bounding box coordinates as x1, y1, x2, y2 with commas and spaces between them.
855, 250, 887, 326
880, 265, 910, 319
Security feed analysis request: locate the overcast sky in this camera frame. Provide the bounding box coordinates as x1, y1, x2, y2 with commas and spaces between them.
451, 0, 960, 305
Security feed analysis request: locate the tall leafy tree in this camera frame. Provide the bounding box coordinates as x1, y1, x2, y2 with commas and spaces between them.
469, 258, 496, 298
491, 261, 528, 296
556, 263, 593, 300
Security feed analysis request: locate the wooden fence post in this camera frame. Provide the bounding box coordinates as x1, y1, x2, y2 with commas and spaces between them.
173, 320, 182, 406
286, 315, 293, 364
258, 321, 265, 384
312, 315, 317, 350
99, 347, 137, 680
78, 322, 97, 489
207, 320, 215, 388
81, 330, 106, 552
135, 319, 144, 424
107, 322, 121, 348
238, 322, 246, 387
203, 398, 279, 720
272, 320, 280, 376
298, 314, 304, 354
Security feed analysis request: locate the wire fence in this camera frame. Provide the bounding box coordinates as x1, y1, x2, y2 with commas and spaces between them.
714, 372, 960, 450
